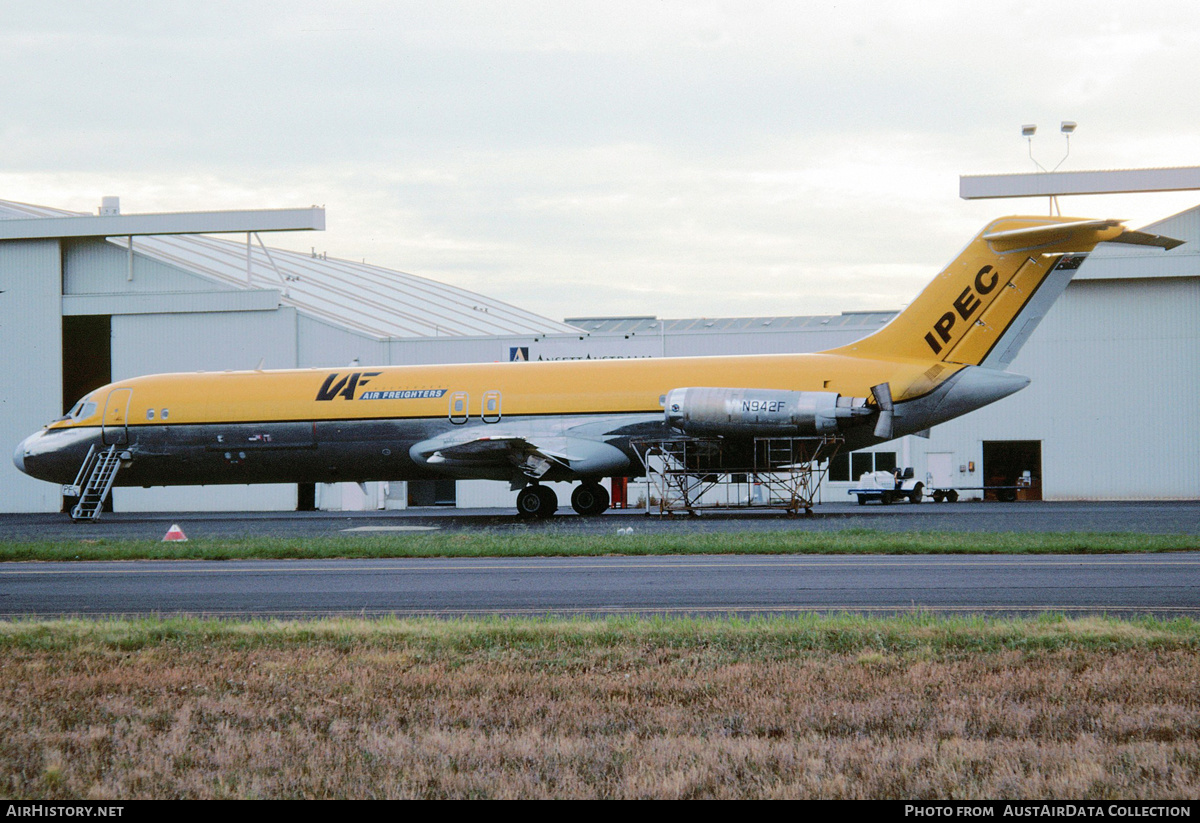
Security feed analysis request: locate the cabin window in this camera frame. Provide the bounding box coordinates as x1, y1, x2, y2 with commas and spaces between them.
161, 409, 169, 420
146, 409, 155, 420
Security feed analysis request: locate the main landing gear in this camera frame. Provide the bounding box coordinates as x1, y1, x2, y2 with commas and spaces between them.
516, 484, 558, 519
515, 481, 611, 519
570, 482, 609, 517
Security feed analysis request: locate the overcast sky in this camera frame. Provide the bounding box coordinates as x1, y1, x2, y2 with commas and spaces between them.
4, 1, 1199, 321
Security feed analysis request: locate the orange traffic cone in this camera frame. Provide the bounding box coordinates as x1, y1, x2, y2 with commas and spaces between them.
163, 524, 188, 542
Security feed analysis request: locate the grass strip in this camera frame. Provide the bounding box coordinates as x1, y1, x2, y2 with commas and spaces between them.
2, 614, 1199, 799
0, 528, 1198, 562
1, 612, 1197, 653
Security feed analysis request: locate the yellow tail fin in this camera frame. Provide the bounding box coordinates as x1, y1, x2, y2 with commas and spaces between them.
828, 216, 1179, 367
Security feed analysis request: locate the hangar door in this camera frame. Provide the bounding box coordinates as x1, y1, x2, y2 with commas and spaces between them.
62, 315, 111, 414
982, 440, 1042, 501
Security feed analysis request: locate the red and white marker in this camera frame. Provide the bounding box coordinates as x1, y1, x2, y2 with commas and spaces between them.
163, 524, 188, 542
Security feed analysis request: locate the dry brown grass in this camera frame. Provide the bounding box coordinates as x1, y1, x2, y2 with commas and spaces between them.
1, 616, 1198, 799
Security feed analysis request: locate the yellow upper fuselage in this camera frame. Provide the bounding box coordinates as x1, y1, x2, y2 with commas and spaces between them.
54, 351, 957, 431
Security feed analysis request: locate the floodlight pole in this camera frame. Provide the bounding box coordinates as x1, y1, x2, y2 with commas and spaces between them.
1023, 122, 1077, 215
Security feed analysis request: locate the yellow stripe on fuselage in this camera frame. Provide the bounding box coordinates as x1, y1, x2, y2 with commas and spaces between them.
54, 352, 958, 430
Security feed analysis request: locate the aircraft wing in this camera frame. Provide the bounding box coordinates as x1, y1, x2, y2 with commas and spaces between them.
418, 434, 574, 481
410, 428, 630, 486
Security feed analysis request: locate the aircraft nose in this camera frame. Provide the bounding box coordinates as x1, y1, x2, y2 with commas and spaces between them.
13, 433, 31, 475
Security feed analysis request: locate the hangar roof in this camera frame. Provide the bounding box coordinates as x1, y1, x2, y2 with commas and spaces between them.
565, 311, 897, 335
0, 198, 576, 338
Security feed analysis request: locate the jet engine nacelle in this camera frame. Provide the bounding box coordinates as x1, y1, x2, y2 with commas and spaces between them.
664, 387, 870, 437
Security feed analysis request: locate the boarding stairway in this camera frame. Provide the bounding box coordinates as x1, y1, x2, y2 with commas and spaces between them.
68, 444, 122, 521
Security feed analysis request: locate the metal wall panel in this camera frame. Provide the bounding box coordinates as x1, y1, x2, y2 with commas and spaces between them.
63, 238, 235, 295
383, 324, 862, 367
64, 289, 281, 317
0, 240, 64, 512
111, 307, 298, 378
109, 307, 300, 512
296, 316, 388, 368
117, 484, 297, 513
662, 326, 885, 357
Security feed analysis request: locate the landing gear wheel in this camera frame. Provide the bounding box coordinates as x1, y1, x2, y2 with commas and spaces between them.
516, 485, 558, 519
946, 490, 959, 503
932, 491, 945, 503
908, 483, 924, 504
571, 482, 610, 516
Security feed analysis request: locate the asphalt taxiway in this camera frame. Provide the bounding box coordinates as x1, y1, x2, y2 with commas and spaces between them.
2, 501, 1195, 618
2, 553, 1197, 619
0, 500, 1197, 543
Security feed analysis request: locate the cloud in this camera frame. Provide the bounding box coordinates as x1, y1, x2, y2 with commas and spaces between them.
3, 1, 1200, 321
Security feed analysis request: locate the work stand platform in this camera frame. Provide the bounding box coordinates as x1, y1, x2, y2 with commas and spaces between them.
631, 435, 843, 516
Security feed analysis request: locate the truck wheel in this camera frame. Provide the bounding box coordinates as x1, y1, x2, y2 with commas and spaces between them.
857, 494, 867, 505
909, 483, 923, 504
932, 491, 945, 503
946, 490, 959, 503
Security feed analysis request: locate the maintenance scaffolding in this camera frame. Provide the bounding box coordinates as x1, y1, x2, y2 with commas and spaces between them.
631, 435, 843, 515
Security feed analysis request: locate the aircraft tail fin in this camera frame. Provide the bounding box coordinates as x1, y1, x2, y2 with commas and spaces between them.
828, 216, 1182, 369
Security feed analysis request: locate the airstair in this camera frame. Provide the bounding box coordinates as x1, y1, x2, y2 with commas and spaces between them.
631, 435, 843, 515
67, 444, 122, 521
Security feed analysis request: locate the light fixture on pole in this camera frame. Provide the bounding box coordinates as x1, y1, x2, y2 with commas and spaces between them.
1023, 124, 1041, 171
1021, 121, 1078, 214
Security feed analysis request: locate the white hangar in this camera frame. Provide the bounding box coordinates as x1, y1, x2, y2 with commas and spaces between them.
0, 197, 577, 513
1, 191, 1197, 514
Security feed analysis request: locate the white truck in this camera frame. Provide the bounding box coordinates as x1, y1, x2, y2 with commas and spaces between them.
848, 467, 925, 505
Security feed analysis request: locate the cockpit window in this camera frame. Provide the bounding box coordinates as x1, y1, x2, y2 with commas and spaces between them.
57, 400, 98, 422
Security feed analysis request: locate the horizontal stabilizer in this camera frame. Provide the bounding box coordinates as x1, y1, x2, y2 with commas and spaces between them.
982, 219, 1124, 252
983, 219, 1184, 253
1104, 229, 1185, 250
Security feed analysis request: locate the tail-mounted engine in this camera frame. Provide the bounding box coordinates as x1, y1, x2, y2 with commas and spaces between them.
664, 387, 872, 437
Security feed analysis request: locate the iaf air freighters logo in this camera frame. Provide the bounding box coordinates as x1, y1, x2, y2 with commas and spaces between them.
315, 372, 447, 401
